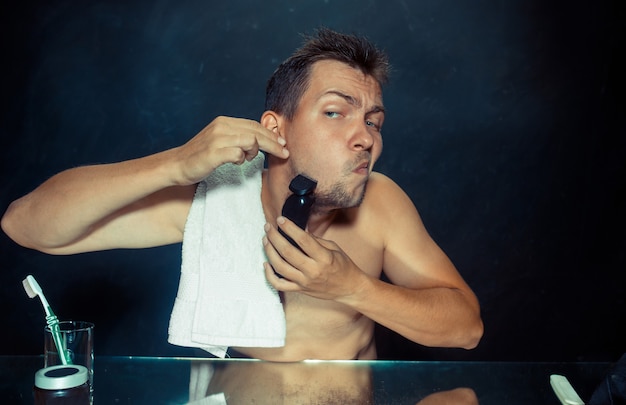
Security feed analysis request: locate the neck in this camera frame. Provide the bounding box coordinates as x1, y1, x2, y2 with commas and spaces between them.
306, 209, 339, 237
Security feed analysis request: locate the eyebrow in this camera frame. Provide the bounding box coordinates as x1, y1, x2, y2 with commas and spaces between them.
323, 90, 386, 115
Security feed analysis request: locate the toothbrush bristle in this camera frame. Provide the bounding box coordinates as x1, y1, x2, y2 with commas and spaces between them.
22, 276, 39, 298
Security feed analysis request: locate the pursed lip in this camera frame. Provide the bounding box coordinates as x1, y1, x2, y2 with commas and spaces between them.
353, 160, 371, 175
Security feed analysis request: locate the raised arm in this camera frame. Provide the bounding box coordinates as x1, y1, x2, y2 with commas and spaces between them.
1, 116, 289, 255
263, 173, 483, 350
351, 174, 483, 349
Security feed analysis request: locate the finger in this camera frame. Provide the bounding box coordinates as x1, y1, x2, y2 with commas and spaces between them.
274, 216, 321, 260
312, 236, 340, 252
253, 126, 289, 159
237, 133, 261, 162
210, 118, 286, 160
225, 128, 287, 162
264, 262, 301, 292
263, 230, 303, 282
215, 132, 261, 164
267, 218, 314, 268
211, 145, 253, 167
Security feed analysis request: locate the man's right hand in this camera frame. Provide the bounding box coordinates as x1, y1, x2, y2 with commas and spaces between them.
1, 115, 289, 254
171, 116, 289, 186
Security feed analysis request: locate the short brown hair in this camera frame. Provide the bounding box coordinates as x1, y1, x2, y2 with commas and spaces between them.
265, 28, 390, 120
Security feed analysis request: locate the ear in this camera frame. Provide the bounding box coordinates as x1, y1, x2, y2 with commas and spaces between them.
261, 111, 283, 135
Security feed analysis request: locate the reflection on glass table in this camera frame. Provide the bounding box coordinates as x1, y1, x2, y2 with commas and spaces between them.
189, 360, 478, 404
0, 356, 613, 404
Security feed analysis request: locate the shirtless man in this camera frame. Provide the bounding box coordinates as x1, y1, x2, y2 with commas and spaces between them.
1, 28, 482, 361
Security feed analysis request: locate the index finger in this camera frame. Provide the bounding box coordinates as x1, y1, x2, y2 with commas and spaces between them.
254, 124, 289, 159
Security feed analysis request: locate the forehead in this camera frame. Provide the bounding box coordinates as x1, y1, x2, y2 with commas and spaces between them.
305, 60, 383, 103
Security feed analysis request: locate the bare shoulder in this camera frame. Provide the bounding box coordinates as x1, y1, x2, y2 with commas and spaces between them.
363, 172, 460, 288
363, 172, 420, 222
354, 171, 427, 254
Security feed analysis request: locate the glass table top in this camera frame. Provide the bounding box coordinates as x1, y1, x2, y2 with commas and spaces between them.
0, 355, 613, 404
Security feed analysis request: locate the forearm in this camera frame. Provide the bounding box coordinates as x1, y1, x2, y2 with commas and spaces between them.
3, 116, 289, 253
1, 148, 180, 250
342, 275, 483, 349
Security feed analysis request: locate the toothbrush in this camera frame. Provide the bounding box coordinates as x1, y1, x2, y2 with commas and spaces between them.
22, 275, 71, 365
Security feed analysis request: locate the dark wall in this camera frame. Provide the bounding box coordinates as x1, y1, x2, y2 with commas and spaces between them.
1, 0, 624, 361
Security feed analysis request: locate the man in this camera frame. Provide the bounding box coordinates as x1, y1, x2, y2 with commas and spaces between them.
2, 28, 482, 361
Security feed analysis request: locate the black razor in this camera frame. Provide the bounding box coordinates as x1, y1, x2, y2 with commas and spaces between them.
279, 174, 317, 248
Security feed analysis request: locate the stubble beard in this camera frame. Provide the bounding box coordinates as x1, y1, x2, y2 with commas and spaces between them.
289, 152, 371, 215
310, 173, 369, 215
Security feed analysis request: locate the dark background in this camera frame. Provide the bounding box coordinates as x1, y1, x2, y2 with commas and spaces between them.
1, 0, 624, 361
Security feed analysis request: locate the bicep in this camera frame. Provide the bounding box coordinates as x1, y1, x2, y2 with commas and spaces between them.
375, 177, 469, 291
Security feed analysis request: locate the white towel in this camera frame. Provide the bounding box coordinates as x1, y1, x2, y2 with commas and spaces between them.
186, 363, 226, 405
168, 153, 286, 357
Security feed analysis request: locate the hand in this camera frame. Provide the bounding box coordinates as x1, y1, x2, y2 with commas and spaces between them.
263, 217, 366, 301
173, 116, 289, 185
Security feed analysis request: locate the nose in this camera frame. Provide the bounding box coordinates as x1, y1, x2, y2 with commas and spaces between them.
350, 122, 376, 151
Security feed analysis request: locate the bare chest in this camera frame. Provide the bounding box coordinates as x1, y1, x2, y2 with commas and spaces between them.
282, 228, 382, 345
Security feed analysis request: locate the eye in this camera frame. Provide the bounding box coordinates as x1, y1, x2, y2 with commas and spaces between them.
325, 111, 340, 118
366, 120, 381, 130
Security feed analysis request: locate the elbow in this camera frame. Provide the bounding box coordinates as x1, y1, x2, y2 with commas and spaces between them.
3, 201, 87, 256
416, 314, 483, 350
460, 315, 483, 350
432, 312, 483, 350
2, 201, 46, 252
458, 292, 484, 350
1, 203, 23, 245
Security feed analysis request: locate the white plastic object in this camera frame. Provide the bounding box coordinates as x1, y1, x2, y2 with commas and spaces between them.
550, 374, 585, 405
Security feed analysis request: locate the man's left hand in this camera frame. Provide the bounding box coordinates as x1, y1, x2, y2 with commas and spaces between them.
263, 216, 366, 300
